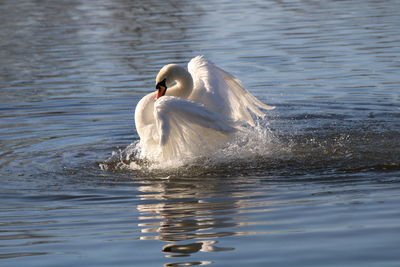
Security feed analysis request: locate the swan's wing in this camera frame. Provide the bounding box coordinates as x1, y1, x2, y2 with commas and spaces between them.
134, 93, 158, 143
188, 56, 275, 126
154, 96, 236, 160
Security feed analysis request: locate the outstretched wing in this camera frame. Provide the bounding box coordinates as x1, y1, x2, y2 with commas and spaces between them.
188, 56, 275, 126
154, 96, 237, 160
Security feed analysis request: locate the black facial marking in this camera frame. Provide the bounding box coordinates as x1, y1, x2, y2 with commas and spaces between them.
156, 78, 167, 90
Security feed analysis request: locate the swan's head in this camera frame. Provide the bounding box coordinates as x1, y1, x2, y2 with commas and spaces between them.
155, 64, 187, 99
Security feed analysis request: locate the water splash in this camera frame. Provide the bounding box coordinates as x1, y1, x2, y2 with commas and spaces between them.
100, 119, 286, 173
100, 115, 400, 178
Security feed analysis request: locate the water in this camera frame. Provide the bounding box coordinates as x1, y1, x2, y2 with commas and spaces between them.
1, 0, 400, 266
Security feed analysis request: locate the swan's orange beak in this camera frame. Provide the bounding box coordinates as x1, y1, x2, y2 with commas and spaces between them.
156, 78, 167, 99
156, 85, 167, 99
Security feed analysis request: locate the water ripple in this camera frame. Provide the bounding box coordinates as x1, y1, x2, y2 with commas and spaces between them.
1, 0, 400, 266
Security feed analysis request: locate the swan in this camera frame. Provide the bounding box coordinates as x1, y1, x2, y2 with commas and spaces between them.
134, 56, 275, 163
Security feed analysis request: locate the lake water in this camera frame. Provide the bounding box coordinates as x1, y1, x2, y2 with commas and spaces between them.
1, 0, 400, 266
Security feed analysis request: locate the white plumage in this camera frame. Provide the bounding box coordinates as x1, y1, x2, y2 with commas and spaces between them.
134, 56, 274, 163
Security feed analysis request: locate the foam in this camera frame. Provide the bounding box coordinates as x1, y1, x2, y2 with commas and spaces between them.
100, 119, 285, 173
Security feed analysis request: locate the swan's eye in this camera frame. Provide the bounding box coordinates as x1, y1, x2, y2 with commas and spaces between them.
156, 78, 167, 90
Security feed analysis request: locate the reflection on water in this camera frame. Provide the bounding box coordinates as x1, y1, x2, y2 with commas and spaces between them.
136, 177, 239, 264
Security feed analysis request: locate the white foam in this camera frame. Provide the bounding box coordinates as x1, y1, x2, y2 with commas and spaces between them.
101, 119, 284, 172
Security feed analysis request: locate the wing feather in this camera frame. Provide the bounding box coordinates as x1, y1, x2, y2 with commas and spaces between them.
188, 56, 275, 126
154, 96, 237, 160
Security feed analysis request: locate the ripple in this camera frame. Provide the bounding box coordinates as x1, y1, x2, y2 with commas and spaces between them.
1, 0, 400, 266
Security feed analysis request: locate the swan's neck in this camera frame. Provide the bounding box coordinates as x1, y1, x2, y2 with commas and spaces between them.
168, 67, 193, 99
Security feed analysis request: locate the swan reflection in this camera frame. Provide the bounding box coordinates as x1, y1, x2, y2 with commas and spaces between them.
136, 176, 243, 264
163, 240, 233, 255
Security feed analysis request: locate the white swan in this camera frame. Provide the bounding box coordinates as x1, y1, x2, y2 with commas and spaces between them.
134, 56, 274, 163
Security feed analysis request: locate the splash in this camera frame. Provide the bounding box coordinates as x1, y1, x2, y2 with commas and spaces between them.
100, 117, 400, 177
100, 119, 286, 173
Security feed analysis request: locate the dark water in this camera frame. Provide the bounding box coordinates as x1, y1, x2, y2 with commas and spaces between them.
1, 0, 400, 266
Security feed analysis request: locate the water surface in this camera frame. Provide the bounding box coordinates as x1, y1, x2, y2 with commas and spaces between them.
1, 0, 400, 266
